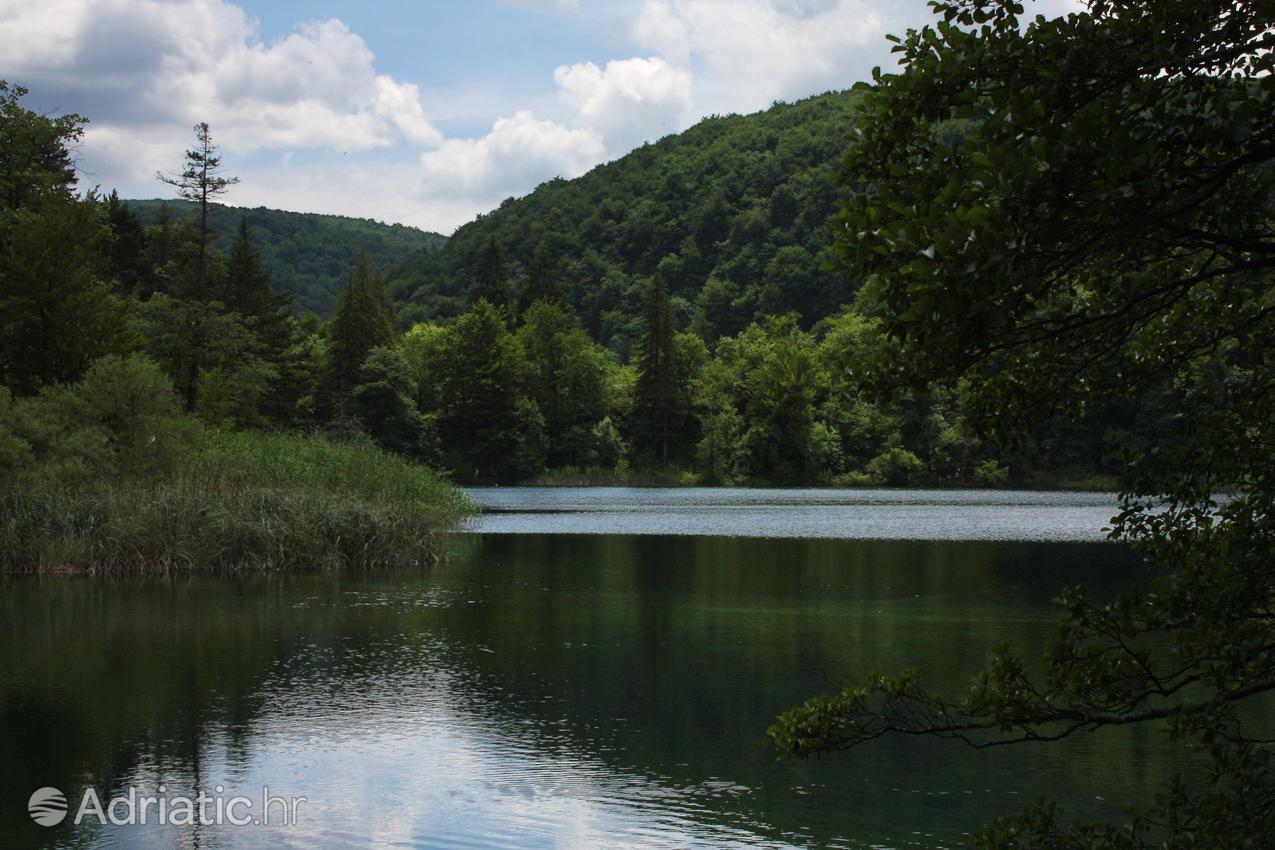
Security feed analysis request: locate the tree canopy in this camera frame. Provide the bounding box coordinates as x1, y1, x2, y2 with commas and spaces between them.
388, 91, 862, 342
770, 1, 1275, 846
127, 199, 445, 315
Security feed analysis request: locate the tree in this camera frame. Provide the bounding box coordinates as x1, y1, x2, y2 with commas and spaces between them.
516, 300, 616, 466
518, 241, 567, 313
632, 273, 682, 464
430, 300, 528, 481
222, 217, 284, 320
0, 80, 84, 211
699, 315, 823, 483
470, 235, 510, 309
320, 252, 395, 418
771, 2, 1275, 847
134, 294, 258, 413
103, 191, 151, 295
351, 346, 432, 458
156, 122, 239, 297
0, 197, 138, 394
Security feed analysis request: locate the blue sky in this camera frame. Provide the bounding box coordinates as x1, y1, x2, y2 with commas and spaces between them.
0, 0, 1081, 233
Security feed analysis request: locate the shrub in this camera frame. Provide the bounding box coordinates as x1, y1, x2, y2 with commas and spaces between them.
866, 447, 927, 486
1, 353, 198, 482
973, 458, 1009, 487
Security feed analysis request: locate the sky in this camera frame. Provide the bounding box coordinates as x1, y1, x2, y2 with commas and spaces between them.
0, 0, 1082, 234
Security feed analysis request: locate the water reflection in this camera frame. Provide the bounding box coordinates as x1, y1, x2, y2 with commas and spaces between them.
1, 531, 1184, 850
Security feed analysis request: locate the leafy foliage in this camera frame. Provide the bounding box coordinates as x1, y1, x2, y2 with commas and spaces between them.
127, 198, 446, 315
389, 91, 862, 340
771, 1, 1275, 846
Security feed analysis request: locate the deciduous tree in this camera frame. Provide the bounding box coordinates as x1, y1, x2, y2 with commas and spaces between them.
772, 2, 1275, 846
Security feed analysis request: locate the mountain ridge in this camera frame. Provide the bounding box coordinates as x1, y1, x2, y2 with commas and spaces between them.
387, 90, 862, 349
126, 198, 446, 315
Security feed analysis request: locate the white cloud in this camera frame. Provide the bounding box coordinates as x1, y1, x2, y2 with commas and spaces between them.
554, 57, 692, 152
630, 0, 894, 115
0, 1, 440, 180
0, 0, 1093, 235
421, 111, 606, 198
632, 2, 691, 66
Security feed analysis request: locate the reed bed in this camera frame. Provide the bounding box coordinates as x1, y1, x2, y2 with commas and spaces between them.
0, 431, 475, 573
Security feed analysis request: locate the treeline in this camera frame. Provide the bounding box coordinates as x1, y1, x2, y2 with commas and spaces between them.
364, 275, 1137, 486
0, 80, 1131, 489
389, 92, 860, 350
127, 199, 446, 316
0, 83, 468, 571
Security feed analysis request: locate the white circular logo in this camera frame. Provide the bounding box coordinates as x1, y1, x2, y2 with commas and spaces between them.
28, 786, 68, 827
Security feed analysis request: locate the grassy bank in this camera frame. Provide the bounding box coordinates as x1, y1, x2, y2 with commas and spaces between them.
1, 431, 475, 573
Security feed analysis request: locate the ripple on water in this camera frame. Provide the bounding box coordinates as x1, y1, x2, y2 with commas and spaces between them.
465, 487, 1121, 542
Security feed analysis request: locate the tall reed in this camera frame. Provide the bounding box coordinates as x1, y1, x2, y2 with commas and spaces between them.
0, 431, 475, 573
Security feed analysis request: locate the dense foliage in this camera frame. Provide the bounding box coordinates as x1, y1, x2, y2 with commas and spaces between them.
128, 198, 445, 315
388, 92, 861, 346
770, 1, 1275, 847
2, 71, 1135, 490
0, 83, 469, 571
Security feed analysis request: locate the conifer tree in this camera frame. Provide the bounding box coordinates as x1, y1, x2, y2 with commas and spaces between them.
156, 122, 238, 297
321, 252, 395, 418
222, 217, 283, 319
518, 241, 566, 314
102, 191, 150, 295
633, 273, 679, 465
433, 299, 527, 480
470, 236, 510, 309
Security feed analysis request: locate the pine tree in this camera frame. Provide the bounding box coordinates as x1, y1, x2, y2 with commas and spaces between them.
103, 191, 150, 295
222, 217, 283, 319
321, 252, 395, 418
633, 273, 679, 465
470, 236, 510, 309
518, 241, 567, 314
156, 122, 238, 298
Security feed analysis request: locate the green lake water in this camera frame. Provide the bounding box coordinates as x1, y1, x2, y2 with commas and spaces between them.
0, 489, 1191, 849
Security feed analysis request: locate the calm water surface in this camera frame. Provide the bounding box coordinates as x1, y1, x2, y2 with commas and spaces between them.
467, 488, 1120, 540
2, 489, 1188, 850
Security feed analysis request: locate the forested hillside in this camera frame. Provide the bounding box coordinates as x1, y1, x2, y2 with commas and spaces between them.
129, 199, 445, 315
390, 91, 860, 351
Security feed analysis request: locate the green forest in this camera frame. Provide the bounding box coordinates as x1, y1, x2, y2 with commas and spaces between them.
389, 92, 857, 342
126, 198, 445, 315
0, 78, 1135, 489
2, 0, 1273, 845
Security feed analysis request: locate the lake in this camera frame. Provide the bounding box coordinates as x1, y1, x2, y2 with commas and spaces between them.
1, 488, 1186, 849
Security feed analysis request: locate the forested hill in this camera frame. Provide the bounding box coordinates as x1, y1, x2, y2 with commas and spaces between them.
389, 90, 861, 349
127, 199, 446, 315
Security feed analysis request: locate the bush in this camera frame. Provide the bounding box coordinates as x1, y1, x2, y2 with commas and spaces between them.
866, 447, 927, 486
588, 416, 626, 469
78, 354, 200, 477
1, 353, 198, 482
973, 458, 1009, 487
